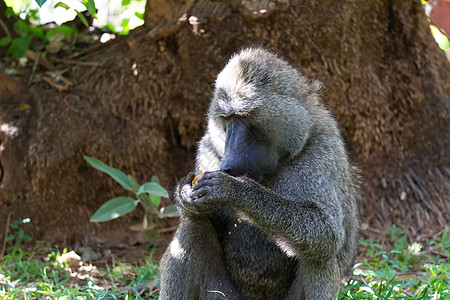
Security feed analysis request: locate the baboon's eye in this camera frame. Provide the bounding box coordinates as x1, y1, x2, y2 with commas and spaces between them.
218, 116, 230, 132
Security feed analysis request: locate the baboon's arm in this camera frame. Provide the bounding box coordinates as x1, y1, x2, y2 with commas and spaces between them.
190, 169, 346, 261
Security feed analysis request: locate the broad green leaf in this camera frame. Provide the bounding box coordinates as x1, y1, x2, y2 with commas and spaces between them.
75, 10, 89, 27
84, 156, 131, 190
7, 36, 32, 59
84, 0, 97, 18
54, 1, 70, 9
90, 197, 137, 222
138, 193, 160, 213
13, 20, 29, 37
129, 175, 140, 193
150, 195, 161, 207
9, 220, 19, 229
150, 177, 162, 207
138, 182, 169, 198
121, 0, 130, 5
0, 37, 12, 47
35, 0, 47, 7
159, 205, 180, 218
138, 193, 151, 206
28, 26, 44, 38
6, 234, 15, 242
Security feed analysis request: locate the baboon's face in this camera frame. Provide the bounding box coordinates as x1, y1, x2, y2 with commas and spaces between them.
219, 116, 278, 182
209, 49, 309, 182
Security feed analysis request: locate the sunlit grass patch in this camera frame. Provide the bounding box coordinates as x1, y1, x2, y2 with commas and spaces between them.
338, 227, 450, 300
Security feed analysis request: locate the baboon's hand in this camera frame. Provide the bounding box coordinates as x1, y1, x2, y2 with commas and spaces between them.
175, 172, 215, 216
191, 171, 242, 206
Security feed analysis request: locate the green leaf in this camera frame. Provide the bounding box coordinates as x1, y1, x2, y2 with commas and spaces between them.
6, 234, 15, 242
6, 36, 32, 58
28, 26, 44, 38
35, 0, 47, 7
129, 175, 140, 193
120, 18, 129, 28
84, 0, 97, 17
150, 176, 162, 207
134, 12, 144, 20
159, 205, 180, 218
375, 250, 387, 256
13, 20, 29, 37
84, 156, 131, 190
138, 193, 151, 206
0, 37, 12, 47
54, 1, 70, 9
150, 195, 161, 207
359, 240, 368, 246
46, 25, 77, 39
5, 7, 15, 18
10, 220, 19, 229
75, 10, 89, 27
28, 9, 39, 21
121, 0, 130, 5
90, 197, 137, 222
138, 182, 169, 198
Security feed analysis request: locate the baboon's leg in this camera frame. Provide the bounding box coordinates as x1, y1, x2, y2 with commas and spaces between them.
159, 217, 247, 300
300, 259, 340, 300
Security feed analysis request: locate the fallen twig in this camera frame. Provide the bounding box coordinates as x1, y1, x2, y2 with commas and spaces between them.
426, 249, 450, 259
42, 76, 69, 92
401, 289, 415, 298
52, 57, 103, 67
156, 225, 178, 234
28, 51, 41, 85
26, 50, 55, 71
359, 274, 376, 295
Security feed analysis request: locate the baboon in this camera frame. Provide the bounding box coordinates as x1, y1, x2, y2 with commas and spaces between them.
160, 47, 360, 300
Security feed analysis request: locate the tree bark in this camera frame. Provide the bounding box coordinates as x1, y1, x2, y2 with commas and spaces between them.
0, 0, 448, 245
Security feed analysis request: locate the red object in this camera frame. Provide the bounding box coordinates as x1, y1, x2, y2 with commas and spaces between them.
430, 0, 450, 38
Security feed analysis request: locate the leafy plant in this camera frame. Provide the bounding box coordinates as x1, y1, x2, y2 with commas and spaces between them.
6, 218, 32, 247
338, 227, 450, 299
84, 156, 179, 242
0, 17, 33, 58
0, 243, 160, 299
0, 7, 79, 58
54, 0, 97, 27
0, 0, 97, 58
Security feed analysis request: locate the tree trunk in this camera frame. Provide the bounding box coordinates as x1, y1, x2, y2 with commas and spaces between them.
0, 0, 448, 245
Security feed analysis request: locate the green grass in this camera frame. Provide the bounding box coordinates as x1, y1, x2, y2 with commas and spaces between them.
338, 226, 450, 299
0, 245, 159, 299
1, 224, 449, 299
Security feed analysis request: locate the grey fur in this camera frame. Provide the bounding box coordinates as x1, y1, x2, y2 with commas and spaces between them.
160, 47, 360, 300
